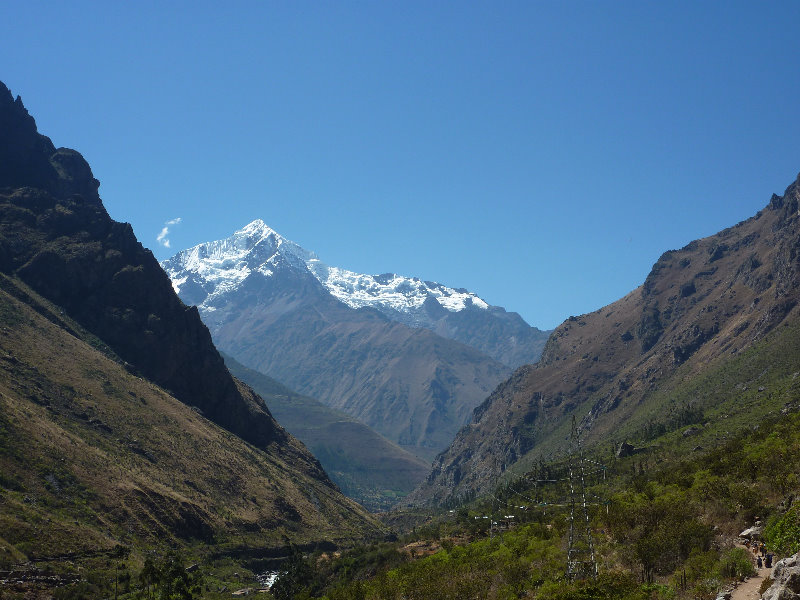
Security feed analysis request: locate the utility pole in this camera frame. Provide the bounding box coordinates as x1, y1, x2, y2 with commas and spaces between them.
566, 416, 598, 581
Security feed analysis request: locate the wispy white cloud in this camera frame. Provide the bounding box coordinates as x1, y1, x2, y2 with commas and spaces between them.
157, 217, 182, 248
157, 227, 170, 248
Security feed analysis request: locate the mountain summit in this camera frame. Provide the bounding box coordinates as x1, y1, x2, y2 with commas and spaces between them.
164, 219, 549, 368
165, 219, 315, 310
165, 218, 488, 315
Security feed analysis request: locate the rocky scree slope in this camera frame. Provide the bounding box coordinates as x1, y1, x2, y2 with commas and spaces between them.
409, 173, 800, 505
0, 81, 380, 546
163, 222, 513, 460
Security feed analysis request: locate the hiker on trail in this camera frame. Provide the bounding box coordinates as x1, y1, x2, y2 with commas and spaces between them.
757, 556, 763, 569
766, 553, 773, 568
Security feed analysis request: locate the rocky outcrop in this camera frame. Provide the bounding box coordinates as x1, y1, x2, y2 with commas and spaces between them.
738, 525, 764, 541
0, 83, 101, 206
762, 553, 800, 600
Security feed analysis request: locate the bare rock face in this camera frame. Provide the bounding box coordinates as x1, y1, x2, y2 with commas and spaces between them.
762, 553, 800, 600
738, 525, 764, 541
0, 83, 101, 206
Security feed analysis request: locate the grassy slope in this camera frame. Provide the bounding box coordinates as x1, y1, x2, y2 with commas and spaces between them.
271, 313, 800, 598
222, 355, 429, 512
491, 309, 800, 488
619, 318, 800, 451
0, 274, 383, 572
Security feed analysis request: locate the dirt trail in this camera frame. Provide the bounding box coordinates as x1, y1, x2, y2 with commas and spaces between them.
731, 547, 772, 600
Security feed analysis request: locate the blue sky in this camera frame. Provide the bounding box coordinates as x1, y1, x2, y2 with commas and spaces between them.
3, 1, 800, 329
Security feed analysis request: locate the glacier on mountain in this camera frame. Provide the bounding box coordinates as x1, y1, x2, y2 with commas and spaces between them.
163, 219, 491, 316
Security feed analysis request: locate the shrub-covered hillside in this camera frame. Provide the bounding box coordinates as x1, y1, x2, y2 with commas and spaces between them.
260, 375, 800, 600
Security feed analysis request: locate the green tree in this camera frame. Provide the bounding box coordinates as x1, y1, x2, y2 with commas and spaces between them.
158, 552, 198, 600
138, 552, 201, 600
765, 505, 800, 555
139, 557, 159, 600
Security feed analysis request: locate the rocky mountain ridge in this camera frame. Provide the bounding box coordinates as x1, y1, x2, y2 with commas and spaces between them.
0, 84, 292, 456
164, 219, 549, 368
0, 81, 379, 556
409, 172, 800, 505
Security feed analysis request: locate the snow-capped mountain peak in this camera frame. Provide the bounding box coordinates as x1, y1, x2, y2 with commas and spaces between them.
161, 219, 313, 306
161, 220, 490, 318
162, 219, 548, 369
307, 261, 489, 314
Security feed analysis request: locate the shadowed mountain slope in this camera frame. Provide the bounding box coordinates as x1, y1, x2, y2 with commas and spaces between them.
0, 81, 381, 561
222, 353, 429, 512
410, 173, 800, 505
0, 274, 381, 562
0, 82, 285, 453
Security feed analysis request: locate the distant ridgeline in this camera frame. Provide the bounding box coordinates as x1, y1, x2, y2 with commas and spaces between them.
221, 352, 430, 512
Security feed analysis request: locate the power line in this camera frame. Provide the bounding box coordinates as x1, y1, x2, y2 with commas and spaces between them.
486, 423, 608, 580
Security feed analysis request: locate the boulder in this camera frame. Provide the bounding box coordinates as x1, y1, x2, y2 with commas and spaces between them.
762, 553, 800, 600
739, 525, 764, 540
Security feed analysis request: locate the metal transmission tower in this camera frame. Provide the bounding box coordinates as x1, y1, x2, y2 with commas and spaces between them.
487, 418, 607, 579
566, 416, 598, 581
